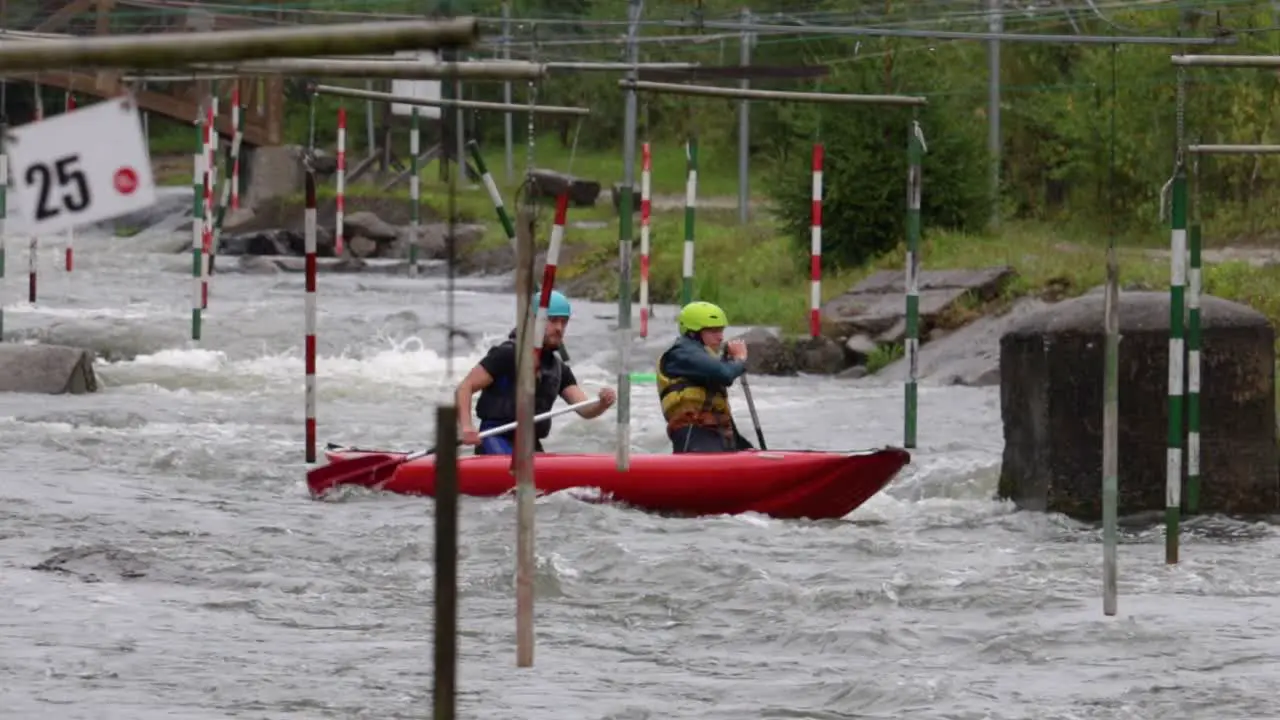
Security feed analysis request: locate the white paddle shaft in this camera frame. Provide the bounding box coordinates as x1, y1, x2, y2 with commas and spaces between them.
405, 397, 601, 462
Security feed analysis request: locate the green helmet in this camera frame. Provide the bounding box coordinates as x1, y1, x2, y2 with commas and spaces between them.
678, 301, 728, 334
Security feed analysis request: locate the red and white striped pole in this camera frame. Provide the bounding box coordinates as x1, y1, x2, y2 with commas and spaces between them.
29, 85, 42, 303
639, 142, 652, 338
809, 143, 824, 338
335, 107, 346, 257
532, 191, 570, 365
304, 173, 318, 463
230, 85, 241, 211
64, 92, 76, 273
201, 102, 213, 309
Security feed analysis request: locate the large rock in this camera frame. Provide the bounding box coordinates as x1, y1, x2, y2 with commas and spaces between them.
999, 291, 1277, 520
218, 227, 335, 257
877, 296, 1050, 387
0, 343, 98, 394
731, 329, 853, 376
235, 256, 375, 275
822, 266, 1016, 342
344, 211, 400, 242
736, 328, 794, 375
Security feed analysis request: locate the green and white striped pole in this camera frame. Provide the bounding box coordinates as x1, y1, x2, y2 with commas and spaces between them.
1166, 67, 1188, 565
1185, 130, 1203, 519
466, 139, 516, 248
0, 144, 6, 342
1186, 220, 1202, 514
1166, 163, 1187, 565
409, 106, 420, 277
191, 109, 206, 341
681, 136, 697, 305
903, 119, 926, 450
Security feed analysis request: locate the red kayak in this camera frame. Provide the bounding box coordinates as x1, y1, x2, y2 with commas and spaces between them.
312, 446, 911, 520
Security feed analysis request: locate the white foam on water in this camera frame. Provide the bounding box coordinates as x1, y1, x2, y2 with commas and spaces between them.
2, 301, 173, 321
105, 332, 625, 398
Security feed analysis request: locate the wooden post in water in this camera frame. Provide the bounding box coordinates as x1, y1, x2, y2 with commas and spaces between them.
1101, 203, 1120, 616
433, 404, 459, 720
513, 207, 537, 667
1101, 43, 1119, 618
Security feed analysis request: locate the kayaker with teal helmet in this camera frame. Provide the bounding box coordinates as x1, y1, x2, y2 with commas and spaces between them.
455, 289, 617, 455
655, 300, 753, 453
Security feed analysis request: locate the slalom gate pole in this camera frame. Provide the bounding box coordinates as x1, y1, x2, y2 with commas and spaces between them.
1166, 68, 1188, 565
64, 91, 75, 273
0, 144, 6, 341
231, 84, 241, 211
191, 106, 206, 341
28, 83, 40, 304
335, 106, 346, 256
1188, 220, 1202, 513
200, 99, 213, 309
304, 172, 318, 463
466, 139, 516, 249
203, 94, 217, 301
26, 235, 34, 304
809, 142, 824, 338
639, 141, 651, 337
681, 136, 697, 305
533, 192, 570, 345
209, 107, 243, 276
903, 119, 926, 450
409, 106, 420, 276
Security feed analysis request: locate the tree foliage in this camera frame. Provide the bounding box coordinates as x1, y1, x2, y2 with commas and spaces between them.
766, 46, 992, 269
30, 0, 1280, 262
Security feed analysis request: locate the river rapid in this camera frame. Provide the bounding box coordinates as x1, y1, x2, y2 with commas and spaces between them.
3, 205, 1280, 720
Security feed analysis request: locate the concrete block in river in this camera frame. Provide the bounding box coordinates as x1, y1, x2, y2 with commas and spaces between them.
0, 343, 98, 395
999, 291, 1277, 521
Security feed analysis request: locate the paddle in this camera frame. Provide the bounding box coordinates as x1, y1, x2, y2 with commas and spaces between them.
722, 340, 767, 451
738, 372, 767, 451
308, 398, 599, 491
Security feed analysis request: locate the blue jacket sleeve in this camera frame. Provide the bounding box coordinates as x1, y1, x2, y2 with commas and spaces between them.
660, 338, 747, 387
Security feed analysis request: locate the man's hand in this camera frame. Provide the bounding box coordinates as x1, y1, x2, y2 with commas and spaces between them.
726, 339, 748, 361
597, 387, 617, 409
460, 426, 481, 445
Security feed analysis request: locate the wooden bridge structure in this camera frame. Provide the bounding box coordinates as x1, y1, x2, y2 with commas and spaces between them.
0, 0, 289, 146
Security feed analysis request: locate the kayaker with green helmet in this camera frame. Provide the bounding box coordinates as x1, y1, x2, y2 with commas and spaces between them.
655, 300, 754, 453
455, 289, 617, 455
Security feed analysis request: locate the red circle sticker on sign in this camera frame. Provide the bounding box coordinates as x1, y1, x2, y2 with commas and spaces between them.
114, 167, 138, 195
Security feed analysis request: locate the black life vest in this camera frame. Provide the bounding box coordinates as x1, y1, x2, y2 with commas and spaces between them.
475, 337, 564, 439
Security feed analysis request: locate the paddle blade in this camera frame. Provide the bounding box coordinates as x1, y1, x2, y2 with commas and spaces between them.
306, 453, 406, 498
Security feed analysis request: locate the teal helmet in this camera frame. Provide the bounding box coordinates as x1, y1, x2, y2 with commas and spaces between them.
534, 289, 572, 318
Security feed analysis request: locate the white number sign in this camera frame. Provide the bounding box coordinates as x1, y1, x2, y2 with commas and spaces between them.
6, 95, 157, 236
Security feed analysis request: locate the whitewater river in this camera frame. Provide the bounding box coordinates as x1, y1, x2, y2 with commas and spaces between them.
3, 202, 1279, 719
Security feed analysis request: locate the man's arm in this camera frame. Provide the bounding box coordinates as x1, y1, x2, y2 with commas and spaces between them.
560, 383, 612, 418
661, 341, 747, 387
456, 344, 512, 431
455, 365, 494, 431
558, 364, 611, 419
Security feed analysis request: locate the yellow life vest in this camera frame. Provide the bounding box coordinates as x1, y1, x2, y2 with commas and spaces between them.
655, 345, 734, 436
